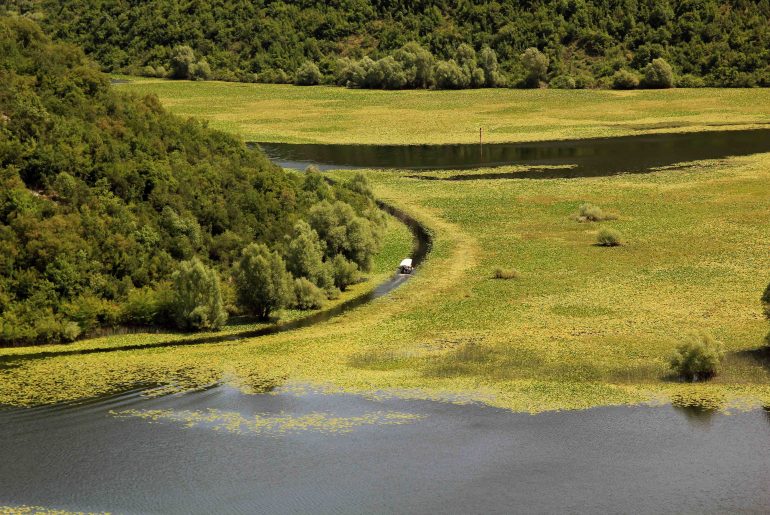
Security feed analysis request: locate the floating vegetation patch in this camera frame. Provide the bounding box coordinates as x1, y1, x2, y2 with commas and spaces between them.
110, 408, 425, 435
0, 506, 106, 515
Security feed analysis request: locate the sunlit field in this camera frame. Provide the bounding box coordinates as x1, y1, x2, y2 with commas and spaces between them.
116, 77, 770, 145
4, 151, 770, 412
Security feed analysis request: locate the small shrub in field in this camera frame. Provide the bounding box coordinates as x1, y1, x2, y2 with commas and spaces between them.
761, 282, 770, 320
575, 203, 615, 222
669, 332, 725, 381
492, 267, 520, 280
596, 228, 622, 247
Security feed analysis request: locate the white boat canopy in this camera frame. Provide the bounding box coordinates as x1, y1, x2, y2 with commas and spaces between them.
399, 258, 413, 268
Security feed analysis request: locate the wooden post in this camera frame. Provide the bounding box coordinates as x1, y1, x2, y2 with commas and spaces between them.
479, 127, 483, 145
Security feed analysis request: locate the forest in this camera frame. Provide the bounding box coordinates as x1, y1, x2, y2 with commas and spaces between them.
0, 16, 384, 345
3, 0, 770, 88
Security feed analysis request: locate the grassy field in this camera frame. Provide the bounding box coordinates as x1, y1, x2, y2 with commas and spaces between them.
115, 77, 770, 145
3, 82, 770, 412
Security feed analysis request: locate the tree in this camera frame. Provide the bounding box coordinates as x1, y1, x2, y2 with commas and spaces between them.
285, 221, 329, 287
669, 332, 725, 381
433, 59, 469, 89
295, 61, 322, 85
170, 45, 197, 79
234, 243, 291, 320
641, 58, 675, 88
292, 277, 325, 310
394, 42, 434, 88
170, 258, 227, 330
479, 46, 502, 87
521, 47, 549, 87
331, 254, 360, 291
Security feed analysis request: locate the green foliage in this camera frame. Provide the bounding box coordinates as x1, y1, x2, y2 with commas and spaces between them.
612, 70, 640, 90
5, 0, 770, 88
234, 243, 291, 320
669, 333, 725, 381
170, 258, 227, 331
550, 75, 576, 89
291, 277, 325, 310
284, 221, 329, 289
641, 58, 675, 89
0, 17, 382, 344
596, 228, 622, 247
294, 61, 322, 86
331, 254, 360, 291
521, 47, 549, 87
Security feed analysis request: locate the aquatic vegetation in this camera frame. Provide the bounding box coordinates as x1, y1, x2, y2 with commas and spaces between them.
0, 506, 106, 515
110, 407, 424, 435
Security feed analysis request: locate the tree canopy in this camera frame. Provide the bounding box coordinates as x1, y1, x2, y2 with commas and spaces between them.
0, 17, 386, 344
3, 0, 770, 88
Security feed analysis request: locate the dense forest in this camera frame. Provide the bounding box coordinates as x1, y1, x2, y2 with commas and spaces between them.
3, 0, 770, 88
0, 16, 385, 345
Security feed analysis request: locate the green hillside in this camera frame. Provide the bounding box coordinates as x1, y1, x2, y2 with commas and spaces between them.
0, 17, 385, 345
3, 0, 770, 88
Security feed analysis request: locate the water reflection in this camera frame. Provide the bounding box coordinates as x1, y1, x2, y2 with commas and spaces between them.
258, 129, 770, 177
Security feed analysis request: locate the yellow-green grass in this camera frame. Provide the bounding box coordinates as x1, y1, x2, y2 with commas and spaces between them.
0, 213, 412, 358
115, 77, 770, 145
3, 153, 770, 412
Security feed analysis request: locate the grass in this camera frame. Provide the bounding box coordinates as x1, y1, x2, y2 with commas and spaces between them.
3, 82, 770, 412
114, 77, 770, 145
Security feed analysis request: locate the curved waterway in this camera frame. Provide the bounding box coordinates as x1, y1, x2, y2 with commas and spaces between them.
1, 386, 770, 514
258, 128, 770, 177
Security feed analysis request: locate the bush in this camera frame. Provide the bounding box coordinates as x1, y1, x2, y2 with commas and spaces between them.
669, 332, 725, 381
433, 59, 469, 89
121, 286, 172, 326
676, 74, 705, 88
190, 59, 211, 80
169, 45, 196, 79
170, 258, 227, 331
292, 277, 325, 310
575, 203, 615, 222
641, 58, 674, 88
761, 282, 770, 320
612, 69, 639, 89
550, 75, 576, 89
234, 243, 291, 320
294, 61, 322, 85
596, 228, 622, 246
492, 267, 520, 280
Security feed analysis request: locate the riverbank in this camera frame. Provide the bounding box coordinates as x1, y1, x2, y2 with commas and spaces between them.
115, 77, 770, 145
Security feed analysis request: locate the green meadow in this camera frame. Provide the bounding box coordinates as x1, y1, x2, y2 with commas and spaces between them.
116, 78, 770, 144
3, 82, 770, 412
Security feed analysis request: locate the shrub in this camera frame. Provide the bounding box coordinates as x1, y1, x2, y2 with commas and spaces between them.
596, 228, 622, 246
190, 59, 211, 80
612, 69, 639, 89
234, 243, 291, 320
641, 58, 674, 88
121, 285, 172, 325
550, 75, 576, 89
761, 282, 770, 320
294, 61, 322, 85
170, 258, 227, 331
492, 267, 520, 280
292, 277, 325, 310
575, 203, 615, 222
669, 332, 725, 381
676, 74, 705, 88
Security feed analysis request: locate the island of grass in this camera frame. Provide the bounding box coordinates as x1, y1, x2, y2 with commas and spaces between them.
3, 39, 770, 411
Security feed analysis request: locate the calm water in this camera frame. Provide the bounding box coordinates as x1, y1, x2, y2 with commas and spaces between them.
258, 128, 770, 177
1, 386, 769, 514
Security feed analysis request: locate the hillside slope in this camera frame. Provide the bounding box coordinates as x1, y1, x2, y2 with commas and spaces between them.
3, 0, 770, 87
